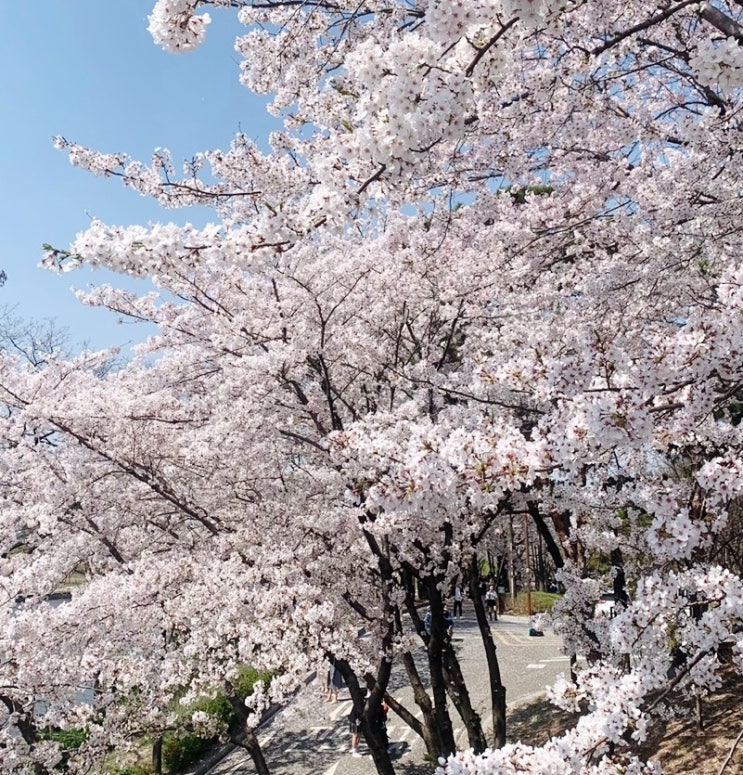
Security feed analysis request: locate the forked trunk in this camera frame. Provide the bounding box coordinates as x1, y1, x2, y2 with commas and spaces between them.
398, 649, 447, 759
337, 653, 396, 775
224, 680, 271, 775
442, 641, 487, 752
240, 728, 271, 775
362, 700, 395, 775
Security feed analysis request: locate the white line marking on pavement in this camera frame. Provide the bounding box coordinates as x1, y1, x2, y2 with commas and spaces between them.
330, 700, 351, 721
259, 731, 275, 746
526, 663, 546, 669
540, 657, 570, 663
394, 726, 410, 741
322, 763, 339, 775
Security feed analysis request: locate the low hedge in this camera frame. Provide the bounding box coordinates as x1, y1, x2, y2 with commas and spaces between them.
40, 726, 88, 769
162, 666, 274, 774
162, 732, 215, 774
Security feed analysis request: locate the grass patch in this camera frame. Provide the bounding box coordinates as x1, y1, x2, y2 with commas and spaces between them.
504, 591, 561, 615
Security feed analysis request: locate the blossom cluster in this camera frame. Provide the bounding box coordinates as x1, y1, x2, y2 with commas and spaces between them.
147, 0, 212, 52
690, 36, 743, 93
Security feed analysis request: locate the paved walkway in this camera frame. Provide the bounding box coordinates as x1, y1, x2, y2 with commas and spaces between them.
202, 611, 568, 775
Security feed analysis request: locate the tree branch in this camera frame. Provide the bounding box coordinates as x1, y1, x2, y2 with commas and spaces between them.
699, 3, 743, 42
592, 0, 701, 56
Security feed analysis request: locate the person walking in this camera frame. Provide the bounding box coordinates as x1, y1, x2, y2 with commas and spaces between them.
326, 660, 344, 702
485, 583, 498, 622
453, 584, 463, 619
349, 700, 363, 756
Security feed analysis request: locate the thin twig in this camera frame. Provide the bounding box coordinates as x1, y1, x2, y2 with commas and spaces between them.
717, 725, 743, 775
465, 18, 518, 77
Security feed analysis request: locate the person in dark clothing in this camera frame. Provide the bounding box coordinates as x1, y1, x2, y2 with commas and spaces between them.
453, 584, 463, 618
326, 660, 344, 702
349, 702, 363, 756
423, 607, 454, 639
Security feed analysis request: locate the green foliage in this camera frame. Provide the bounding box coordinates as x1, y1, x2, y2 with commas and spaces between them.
587, 550, 614, 576
162, 732, 215, 774
189, 693, 233, 725
39, 726, 88, 770
161, 667, 275, 773
508, 184, 554, 204
113, 767, 151, 775
234, 666, 275, 702
41, 726, 89, 751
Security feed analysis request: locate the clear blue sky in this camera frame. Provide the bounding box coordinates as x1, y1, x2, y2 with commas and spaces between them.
1, 2, 276, 352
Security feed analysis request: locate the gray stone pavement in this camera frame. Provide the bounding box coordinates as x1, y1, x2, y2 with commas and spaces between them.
206, 608, 569, 775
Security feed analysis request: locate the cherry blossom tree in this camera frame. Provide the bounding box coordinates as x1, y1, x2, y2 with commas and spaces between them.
3, 1, 743, 774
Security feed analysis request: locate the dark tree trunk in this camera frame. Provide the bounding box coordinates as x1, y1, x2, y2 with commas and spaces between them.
442, 640, 487, 752
397, 576, 451, 759
240, 728, 271, 775
0, 695, 49, 775
152, 736, 163, 774
398, 649, 446, 759
527, 501, 565, 571
351, 528, 411, 774
610, 548, 630, 609
468, 555, 507, 748
1, 695, 38, 748
424, 577, 457, 755
224, 681, 271, 775
337, 661, 396, 775
362, 696, 395, 775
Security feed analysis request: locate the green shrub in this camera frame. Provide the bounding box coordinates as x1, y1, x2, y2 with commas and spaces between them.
162, 731, 216, 774
161, 667, 276, 773
189, 693, 233, 725
41, 726, 88, 750
39, 726, 89, 770
234, 666, 274, 702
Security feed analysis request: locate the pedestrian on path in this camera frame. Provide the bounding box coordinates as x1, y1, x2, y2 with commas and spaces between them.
326, 660, 344, 702
485, 583, 498, 622
453, 584, 463, 618
423, 607, 454, 639
349, 700, 363, 756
